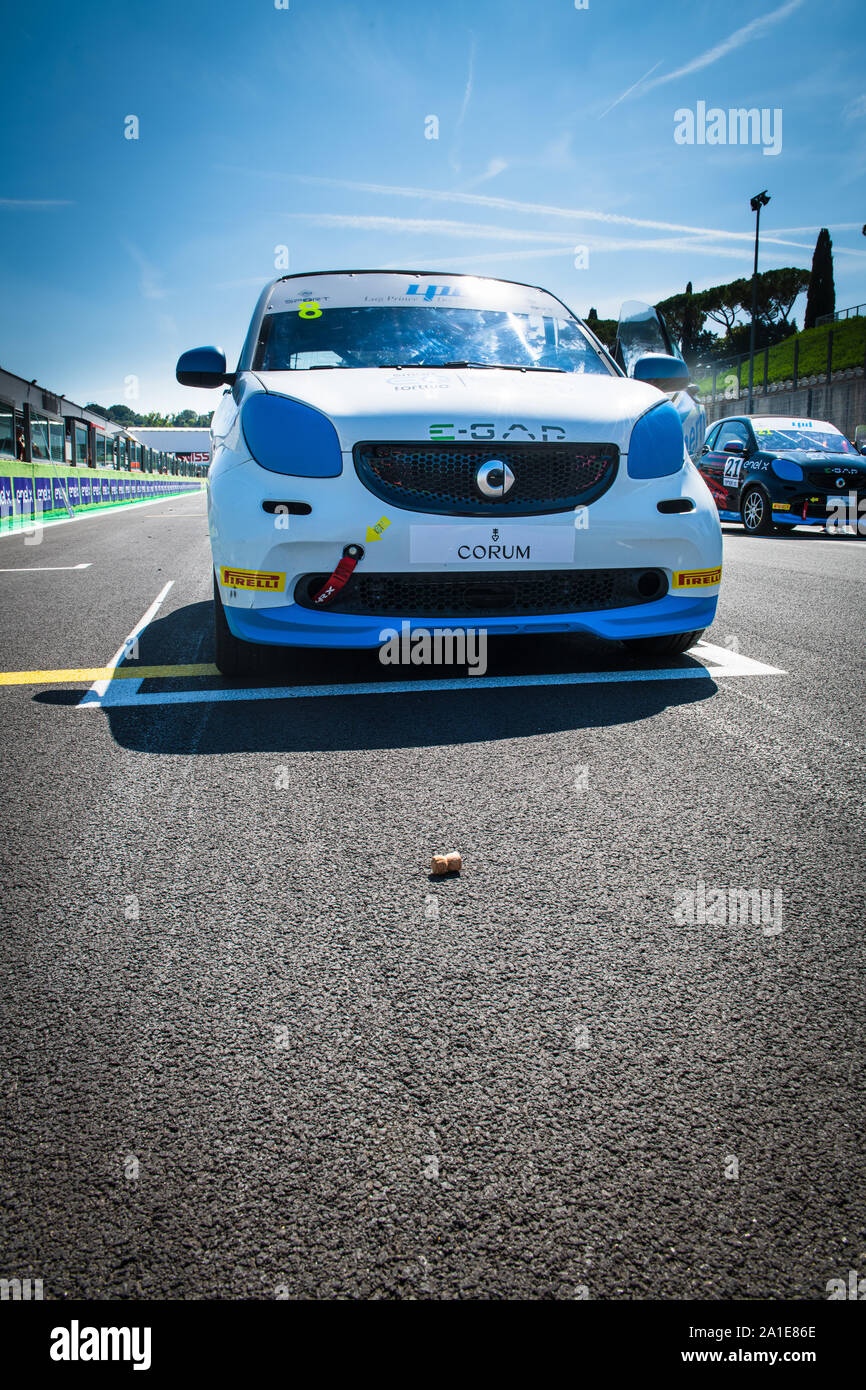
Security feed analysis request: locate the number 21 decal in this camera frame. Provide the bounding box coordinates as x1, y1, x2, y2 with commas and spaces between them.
723, 456, 743, 485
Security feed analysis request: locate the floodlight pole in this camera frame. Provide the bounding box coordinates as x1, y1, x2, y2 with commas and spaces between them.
747, 191, 770, 413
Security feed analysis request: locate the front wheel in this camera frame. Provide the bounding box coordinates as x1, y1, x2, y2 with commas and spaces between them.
740, 486, 775, 535
213, 574, 273, 677
622, 629, 705, 657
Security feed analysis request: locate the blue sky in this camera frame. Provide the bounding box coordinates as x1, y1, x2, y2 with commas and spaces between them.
1, 0, 864, 412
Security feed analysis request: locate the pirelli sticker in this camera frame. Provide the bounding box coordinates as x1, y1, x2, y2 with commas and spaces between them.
220, 566, 286, 592
671, 566, 722, 590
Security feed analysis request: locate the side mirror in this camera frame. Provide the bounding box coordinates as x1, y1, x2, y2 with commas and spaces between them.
176, 346, 232, 388
631, 353, 690, 391
723, 440, 746, 456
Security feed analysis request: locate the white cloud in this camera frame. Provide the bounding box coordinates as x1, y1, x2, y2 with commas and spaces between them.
123, 242, 166, 300
450, 36, 477, 174
536, 132, 576, 171
289, 173, 815, 251
219, 168, 866, 268
286, 213, 572, 243
289, 213, 756, 261
462, 157, 509, 189
768, 223, 862, 233
597, 61, 662, 120
642, 0, 806, 93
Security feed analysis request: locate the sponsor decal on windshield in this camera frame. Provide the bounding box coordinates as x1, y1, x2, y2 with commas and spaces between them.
406, 282, 464, 301
267, 274, 557, 316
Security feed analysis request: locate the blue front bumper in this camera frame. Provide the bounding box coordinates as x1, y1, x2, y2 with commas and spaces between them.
224, 591, 719, 650
718, 508, 825, 527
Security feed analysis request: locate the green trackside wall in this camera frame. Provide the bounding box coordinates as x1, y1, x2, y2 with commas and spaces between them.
0, 457, 205, 533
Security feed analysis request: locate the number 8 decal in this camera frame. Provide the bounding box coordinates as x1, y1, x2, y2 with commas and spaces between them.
299, 300, 322, 319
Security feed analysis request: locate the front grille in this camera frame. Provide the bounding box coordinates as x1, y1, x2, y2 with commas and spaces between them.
294, 568, 667, 618
354, 440, 618, 516
806, 469, 864, 488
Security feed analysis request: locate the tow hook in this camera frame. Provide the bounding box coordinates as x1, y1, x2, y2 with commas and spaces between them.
311, 543, 365, 606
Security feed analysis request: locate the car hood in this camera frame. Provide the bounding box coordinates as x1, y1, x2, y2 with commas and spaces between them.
250, 367, 664, 452
781, 450, 866, 470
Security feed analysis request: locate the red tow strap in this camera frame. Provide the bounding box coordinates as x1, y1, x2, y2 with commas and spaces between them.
311, 543, 364, 606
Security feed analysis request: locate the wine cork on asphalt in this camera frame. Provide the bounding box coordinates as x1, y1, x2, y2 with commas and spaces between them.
430, 853, 462, 875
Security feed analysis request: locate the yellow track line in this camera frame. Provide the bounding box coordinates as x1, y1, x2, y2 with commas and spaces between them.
0, 663, 219, 686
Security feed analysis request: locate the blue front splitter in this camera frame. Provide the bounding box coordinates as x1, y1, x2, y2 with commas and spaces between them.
225, 591, 719, 650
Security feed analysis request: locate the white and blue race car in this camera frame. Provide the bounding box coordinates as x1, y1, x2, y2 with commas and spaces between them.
176, 270, 722, 675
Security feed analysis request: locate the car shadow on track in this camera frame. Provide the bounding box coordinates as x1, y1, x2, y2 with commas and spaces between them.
721, 523, 863, 541
36, 599, 719, 754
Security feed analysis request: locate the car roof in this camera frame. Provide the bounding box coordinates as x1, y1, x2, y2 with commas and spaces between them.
740, 415, 837, 431
709, 417, 752, 432
266, 268, 566, 297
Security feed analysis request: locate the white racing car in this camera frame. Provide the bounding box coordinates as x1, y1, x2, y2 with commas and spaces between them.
176, 271, 722, 675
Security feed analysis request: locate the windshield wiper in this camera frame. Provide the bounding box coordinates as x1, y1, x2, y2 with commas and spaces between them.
435, 361, 566, 372
379, 361, 566, 372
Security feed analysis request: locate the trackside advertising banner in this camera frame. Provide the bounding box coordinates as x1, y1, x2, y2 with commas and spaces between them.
0, 474, 202, 522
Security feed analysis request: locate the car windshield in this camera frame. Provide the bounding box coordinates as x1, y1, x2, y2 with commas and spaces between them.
255, 305, 612, 373
251, 274, 613, 374
753, 426, 857, 454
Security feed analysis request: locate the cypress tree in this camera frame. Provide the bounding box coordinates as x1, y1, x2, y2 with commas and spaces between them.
804, 228, 835, 329
681, 281, 699, 357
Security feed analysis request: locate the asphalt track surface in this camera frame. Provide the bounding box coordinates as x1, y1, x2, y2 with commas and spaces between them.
1, 493, 863, 1301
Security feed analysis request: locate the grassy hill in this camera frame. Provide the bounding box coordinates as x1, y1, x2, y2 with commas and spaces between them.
695, 315, 866, 395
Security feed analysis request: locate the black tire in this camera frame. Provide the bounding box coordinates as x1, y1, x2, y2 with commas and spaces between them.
213, 574, 272, 677
622, 629, 705, 657
740, 485, 775, 535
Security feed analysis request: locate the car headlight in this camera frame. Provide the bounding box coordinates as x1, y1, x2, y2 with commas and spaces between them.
771, 458, 804, 482
626, 401, 686, 479
241, 393, 342, 477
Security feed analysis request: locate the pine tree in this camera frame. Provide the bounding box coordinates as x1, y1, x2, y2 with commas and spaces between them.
804, 228, 835, 329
